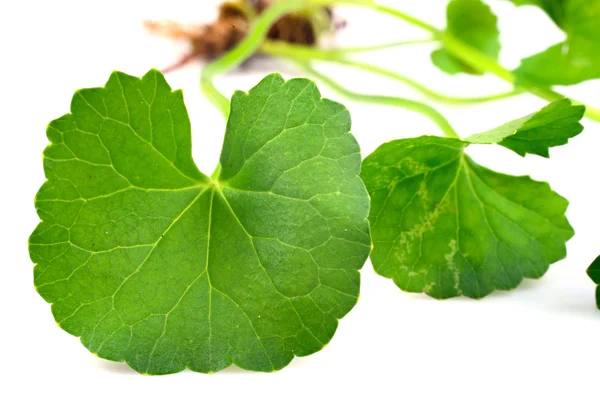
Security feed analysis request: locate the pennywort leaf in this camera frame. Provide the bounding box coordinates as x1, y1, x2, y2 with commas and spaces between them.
465, 99, 585, 157
361, 101, 583, 299
587, 256, 600, 308
432, 0, 501, 75
29, 70, 371, 374
511, 0, 600, 85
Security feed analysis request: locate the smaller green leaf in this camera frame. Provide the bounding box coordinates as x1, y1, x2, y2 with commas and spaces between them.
516, 39, 600, 86
361, 136, 574, 299
432, 0, 501, 75
512, 0, 600, 85
465, 99, 585, 157
587, 256, 600, 308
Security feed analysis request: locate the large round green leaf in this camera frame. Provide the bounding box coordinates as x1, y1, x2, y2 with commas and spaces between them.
30, 70, 370, 374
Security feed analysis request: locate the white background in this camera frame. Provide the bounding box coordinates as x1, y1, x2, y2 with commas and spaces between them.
1, 0, 600, 398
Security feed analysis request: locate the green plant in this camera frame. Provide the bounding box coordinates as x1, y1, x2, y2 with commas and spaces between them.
30, 0, 598, 374
30, 70, 370, 374
361, 101, 582, 298
198, 0, 593, 298
588, 256, 600, 308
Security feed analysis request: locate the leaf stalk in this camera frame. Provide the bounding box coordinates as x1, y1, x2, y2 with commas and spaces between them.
295, 61, 459, 139
200, 0, 600, 125
261, 41, 523, 105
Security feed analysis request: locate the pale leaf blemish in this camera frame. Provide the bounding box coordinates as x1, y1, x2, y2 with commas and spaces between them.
444, 239, 460, 290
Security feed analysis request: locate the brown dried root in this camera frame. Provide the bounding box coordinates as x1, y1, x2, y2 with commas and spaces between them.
145, 0, 339, 73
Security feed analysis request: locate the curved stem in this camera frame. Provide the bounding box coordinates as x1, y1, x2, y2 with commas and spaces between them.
369, 9, 600, 121
325, 38, 437, 54
332, 59, 522, 104
439, 34, 512, 80
441, 33, 600, 120
296, 61, 459, 139
261, 41, 523, 104
200, 0, 375, 117
370, 4, 441, 36
201, 0, 600, 122
325, 1, 600, 121
211, 164, 221, 180
201, 0, 309, 117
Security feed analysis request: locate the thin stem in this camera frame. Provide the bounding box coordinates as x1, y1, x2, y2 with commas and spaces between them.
441, 33, 600, 120
325, 38, 438, 55
333, 59, 522, 104
439, 34, 512, 80
296, 61, 459, 139
200, 0, 600, 121
262, 41, 523, 104
364, 7, 600, 121
201, 0, 309, 117
200, 0, 376, 117
211, 164, 221, 180
370, 4, 441, 36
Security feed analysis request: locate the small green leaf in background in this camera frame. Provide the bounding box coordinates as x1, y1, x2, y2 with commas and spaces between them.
587, 256, 600, 308
361, 100, 584, 299
465, 99, 585, 157
510, 0, 600, 85
29, 70, 370, 374
432, 0, 501, 75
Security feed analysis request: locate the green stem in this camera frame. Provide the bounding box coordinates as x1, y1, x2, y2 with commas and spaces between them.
439, 33, 513, 80
262, 41, 522, 104
200, 0, 375, 117
261, 40, 434, 60
357, 2, 600, 120
201, 0, 600, 122
339, 58, 522, 103
368, 9, 600, 121
322, 38, 437, 54
441, 33, 600, 120
211, 164, 221, 180
296, 61, 459, 139
201, 0, 308, 117
370, 4, 441, 36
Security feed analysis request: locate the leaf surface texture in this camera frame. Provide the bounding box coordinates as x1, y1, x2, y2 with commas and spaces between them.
30, 70, 371, 374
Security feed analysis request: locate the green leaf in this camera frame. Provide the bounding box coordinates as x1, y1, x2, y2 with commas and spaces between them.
29, 70, 371, 374
587, 256, 600, 308
465, 99, 585, 157
361, 134, 574, 299
432, 0, 501, 75
511, 0, 600, 85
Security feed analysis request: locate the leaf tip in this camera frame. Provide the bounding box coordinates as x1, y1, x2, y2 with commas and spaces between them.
586, 255, 600, 283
